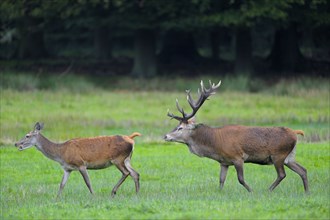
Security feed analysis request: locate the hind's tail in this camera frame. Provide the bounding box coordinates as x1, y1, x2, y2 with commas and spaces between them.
294, 130, 304, 136
129, 132, 142, 139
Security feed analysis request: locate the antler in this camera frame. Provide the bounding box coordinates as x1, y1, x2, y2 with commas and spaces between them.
167, 80, 221, 122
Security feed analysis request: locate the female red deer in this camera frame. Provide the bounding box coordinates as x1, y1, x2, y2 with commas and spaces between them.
15, 122, 141, 197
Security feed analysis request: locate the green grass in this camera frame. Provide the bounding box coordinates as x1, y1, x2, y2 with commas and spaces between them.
0, 73, 329, 219
1, 143, 329, 219
1, 89, 328, 144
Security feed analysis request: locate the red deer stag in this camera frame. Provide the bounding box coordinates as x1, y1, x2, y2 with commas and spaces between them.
15, 122, 141, 197
164, 80, 308, 193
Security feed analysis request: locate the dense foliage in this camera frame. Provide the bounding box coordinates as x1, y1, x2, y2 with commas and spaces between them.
1, 0, 329, 76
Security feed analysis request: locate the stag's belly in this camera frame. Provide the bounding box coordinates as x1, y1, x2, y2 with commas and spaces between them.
187, 143, 232, 163
86, 161, 113, 170
244, 155, 273, 165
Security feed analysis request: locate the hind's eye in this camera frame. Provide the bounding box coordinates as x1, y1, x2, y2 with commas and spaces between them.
25, 135, 30, 138
177, 127, 183, 131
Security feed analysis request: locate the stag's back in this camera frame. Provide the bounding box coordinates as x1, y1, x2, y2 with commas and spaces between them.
213, 125, 298, 160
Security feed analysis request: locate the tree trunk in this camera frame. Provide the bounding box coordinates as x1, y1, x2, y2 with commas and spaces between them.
210, 29, 220, 61
94, 26, 112, 60
159, 30, 200, 65
268, 24, 305, 73
234, 27, 253, 75
18, 16, 47, 59
18, 28, 47, 59
131, 29, 157, 77
210, 27, 230, 61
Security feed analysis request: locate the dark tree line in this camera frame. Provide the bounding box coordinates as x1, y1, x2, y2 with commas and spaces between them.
1, 0, 329, 77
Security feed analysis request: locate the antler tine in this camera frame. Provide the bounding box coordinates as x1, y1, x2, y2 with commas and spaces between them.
166, 98, 188, 122
200, 80, 206, 93
213, 80, 221, 89
211, 80, 221, 94
205, 80, 222, 94
175, 99, 186, 116
167, 109, 172, 118
167, 80, 221, 122
167, 109, 184, 121
186, 89, 195, 108
189, 80, 221, 113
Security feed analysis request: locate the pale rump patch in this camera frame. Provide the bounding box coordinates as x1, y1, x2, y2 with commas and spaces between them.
285, 145, 296, 164
242, 153, 249, 161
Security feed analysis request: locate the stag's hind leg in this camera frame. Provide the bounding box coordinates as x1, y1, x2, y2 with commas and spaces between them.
269, 158, 286, 191
285, 161, 309, 193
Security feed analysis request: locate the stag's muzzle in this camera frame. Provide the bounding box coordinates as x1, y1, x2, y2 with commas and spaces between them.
164, 135, 173, 142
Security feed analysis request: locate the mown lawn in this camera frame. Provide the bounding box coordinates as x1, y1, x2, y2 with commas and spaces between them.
0, 75, 329, 219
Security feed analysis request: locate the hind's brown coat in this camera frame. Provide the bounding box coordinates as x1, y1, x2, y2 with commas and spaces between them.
15, 124, 141, 198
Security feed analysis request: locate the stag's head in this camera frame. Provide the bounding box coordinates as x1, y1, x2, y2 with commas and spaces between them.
15, 122, 43, 151
164, 80, 221, 143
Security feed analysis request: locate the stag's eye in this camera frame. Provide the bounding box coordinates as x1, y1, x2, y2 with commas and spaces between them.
177, 127, 183, 131
25, 134, 30, 138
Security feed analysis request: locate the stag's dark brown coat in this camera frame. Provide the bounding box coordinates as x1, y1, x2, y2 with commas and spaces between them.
190, 125, 303, 165
165, 80, 308, 193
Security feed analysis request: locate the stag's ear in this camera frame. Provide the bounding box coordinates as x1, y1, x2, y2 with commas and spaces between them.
34, 122, 44, 131
187, 117, 196, 124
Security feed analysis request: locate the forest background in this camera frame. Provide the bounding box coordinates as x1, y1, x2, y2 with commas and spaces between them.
1, 0, 329, 78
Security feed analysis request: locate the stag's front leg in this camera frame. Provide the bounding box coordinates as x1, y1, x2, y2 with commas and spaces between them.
233, 160, 252, 192
220, 164, 229, 190
79, 166, 94, 195
57, 169, 71, 198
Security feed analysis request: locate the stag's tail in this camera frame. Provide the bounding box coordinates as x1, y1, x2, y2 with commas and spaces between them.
294, 130, 305, 136
129, 132, 142, 139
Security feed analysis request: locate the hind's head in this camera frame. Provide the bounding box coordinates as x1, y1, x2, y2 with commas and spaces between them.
15, 122, 44, 151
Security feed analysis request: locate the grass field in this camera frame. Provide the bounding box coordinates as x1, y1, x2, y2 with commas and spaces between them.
0, 73, 329, 219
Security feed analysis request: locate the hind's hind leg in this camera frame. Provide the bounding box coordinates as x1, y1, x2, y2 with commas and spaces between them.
111, 162, 130, 197
124, 157, 140, 194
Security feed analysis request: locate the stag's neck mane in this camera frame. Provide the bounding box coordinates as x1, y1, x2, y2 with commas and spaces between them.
184, 123, 220, 159
191, 123, 218, 146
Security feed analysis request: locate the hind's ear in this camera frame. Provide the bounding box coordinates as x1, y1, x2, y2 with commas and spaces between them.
34, 122, 44, 131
